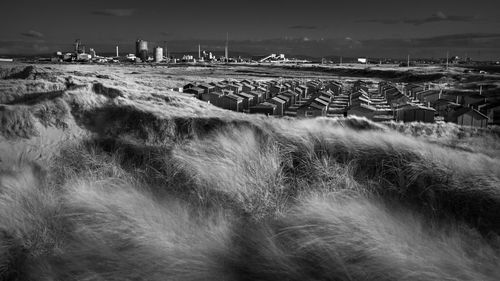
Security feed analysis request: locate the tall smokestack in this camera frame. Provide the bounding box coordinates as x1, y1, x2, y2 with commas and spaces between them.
116, 46, 119, 57
198, 44, 201, 60
225, 32, 229, 61
74, 39, 80, 53
446, 51, 449, 70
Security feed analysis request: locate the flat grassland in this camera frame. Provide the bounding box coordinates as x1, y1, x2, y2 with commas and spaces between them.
1, 63, 500, 281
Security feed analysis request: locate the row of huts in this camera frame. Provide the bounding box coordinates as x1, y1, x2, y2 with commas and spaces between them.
182, 79, 344, 117
403, 83, 496, 127
181, 78, 498, 128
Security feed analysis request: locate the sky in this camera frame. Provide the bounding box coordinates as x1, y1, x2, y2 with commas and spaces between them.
1, 0, 500, 59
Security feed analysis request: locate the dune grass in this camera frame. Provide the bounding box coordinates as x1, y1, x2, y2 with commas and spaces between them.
1, 63, 500, 280
229, 194, 500, 281
2, 123, 500, 280
386, 121, 500, 158
2, 117, 500, 280
0, 105, 38, 139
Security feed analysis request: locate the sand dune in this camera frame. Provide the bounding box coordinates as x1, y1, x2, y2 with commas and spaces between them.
0, 63, 499, 280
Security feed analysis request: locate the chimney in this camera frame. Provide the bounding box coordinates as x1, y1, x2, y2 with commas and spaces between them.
116, 46, 119, 57
446, 51, 449, 70
225, 32, 229, 61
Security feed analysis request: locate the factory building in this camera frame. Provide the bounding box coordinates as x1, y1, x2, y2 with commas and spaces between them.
135, 40, 149, 62
154, 47, 163, 62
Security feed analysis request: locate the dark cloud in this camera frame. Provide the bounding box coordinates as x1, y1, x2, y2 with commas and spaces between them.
0, 40, 55, 55
360, 12, 477, 26
92, 9, 135, 17
21, 30, 44, 38
357, 33, 500, 50
414, 33, 500, 49
424, 33, 500, 40
289, 25, 320, 30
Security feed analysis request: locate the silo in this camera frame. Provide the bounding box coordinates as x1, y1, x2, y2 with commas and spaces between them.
154, 47, 163, 62
135, 40, 148, 62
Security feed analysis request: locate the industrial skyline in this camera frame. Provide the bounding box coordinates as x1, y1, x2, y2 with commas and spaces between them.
1, 0, 500, 59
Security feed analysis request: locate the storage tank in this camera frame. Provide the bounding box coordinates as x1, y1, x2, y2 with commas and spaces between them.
135, 40, 148, 61
154, 46, 163, 62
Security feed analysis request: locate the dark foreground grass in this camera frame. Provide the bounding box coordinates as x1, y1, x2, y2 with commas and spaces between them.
1, 115, 500, 281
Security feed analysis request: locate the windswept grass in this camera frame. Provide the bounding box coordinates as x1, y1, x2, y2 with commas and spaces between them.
1, 63, 500, 280
57, 179, 232, 281
229, 194, 500, 281
386, 121, 500, 158
0, 105, 38, 138
172, 127, 287, 219
2, 149, 499, 280
0, 160, 232, 281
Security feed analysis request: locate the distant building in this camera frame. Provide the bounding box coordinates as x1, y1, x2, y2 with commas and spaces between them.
89, 48, 96, 58
480, 102, 500, 126
384, 87, 410, 107
203, 91, 225, 105
357, 58, 367, 64
248, 90, 265, 104
353, 80, 369, 93
226, 84, 242, 94
219, 93, 243, 112
183, 83, 197, 91
126, 54, 137, 62
184, 87, 204, 99
197, 83, 215, 95
136, 40, 149, 62
293, 87, 304, 100
154, 46, 163, 62
77, 53, 91, 62
395, 104, 435, 123
249, 102, 277, 116
259, 53, 287, 63
405, 84, 426, 98
417, 90, 441, 105
297, 85, 308, 98
235, 92, 256, 109
434, 99, 461, 119
462, 93, 485, 108
276, 94, 290, 107
325, 81, 343, 95
268, 97, 286, 116
269, 85, 282, 97
348, 104, 377, 120
297, 100, 327, 118
447, 107, 489, 128
281, 90, 299, 105
242, 83, 255, 93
